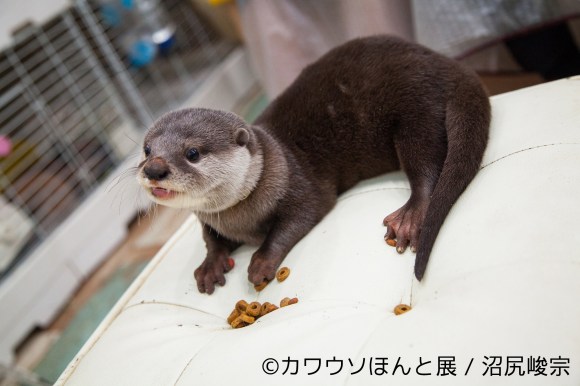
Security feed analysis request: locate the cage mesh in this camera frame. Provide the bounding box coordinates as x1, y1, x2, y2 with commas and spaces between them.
0, 0, 236, 278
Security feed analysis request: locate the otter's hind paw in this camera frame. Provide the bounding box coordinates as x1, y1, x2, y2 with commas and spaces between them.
383, 201, 428, 254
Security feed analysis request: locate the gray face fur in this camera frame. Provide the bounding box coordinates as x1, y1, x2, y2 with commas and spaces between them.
137, 108, 263, 213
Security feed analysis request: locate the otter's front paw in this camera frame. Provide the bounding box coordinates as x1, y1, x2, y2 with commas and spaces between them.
194, 254, 234, 294
247, 251, 280, 286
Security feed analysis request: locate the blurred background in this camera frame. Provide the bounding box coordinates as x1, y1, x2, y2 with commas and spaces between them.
0, 0, 578, 384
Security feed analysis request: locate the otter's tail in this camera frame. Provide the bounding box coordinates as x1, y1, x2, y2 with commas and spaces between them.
414, 78, 491, 280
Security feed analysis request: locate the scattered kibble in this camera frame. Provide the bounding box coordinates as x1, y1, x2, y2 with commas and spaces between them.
254, 280, 269, 292
246, 302, 261, 317
260, 302, 277, 316
230, 316, 246, 329
276, 267, 291, 282
235, 300, 248, 312
394, 304, 412, 315
228, 297, 298, 329
227, 308, 240, 324
239, 313, 255, 324
253, 267, 292, 292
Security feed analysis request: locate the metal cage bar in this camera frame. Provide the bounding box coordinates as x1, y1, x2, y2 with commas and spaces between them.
1, 0, 237, 279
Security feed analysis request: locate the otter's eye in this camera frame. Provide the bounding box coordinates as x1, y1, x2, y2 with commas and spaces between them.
144, 145, 151, 157
186, 148, 200, 162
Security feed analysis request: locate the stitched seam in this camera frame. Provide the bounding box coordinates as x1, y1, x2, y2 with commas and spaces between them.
481, 142, 580, 169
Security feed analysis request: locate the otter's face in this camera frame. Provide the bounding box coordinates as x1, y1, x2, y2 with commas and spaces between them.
137, 108, 261, 212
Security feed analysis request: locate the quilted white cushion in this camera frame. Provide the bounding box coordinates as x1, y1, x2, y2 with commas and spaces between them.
57, 78, 580, 385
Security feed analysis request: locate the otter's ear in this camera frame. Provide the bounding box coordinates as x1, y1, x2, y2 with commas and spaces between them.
234, 127, 249, 146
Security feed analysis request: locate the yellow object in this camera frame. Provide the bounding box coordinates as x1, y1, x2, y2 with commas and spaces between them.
394, 304, 412, 315
207, 0, 234, 6
276, 267, 290, 282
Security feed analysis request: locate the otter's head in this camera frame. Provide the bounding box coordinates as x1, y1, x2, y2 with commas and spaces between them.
137, 108, 262, 212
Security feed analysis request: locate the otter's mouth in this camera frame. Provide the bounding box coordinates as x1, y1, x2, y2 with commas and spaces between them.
151, 187, 177, 200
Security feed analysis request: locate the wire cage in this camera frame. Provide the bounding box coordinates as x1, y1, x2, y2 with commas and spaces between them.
76, 0, 236, 124
0, 0, 237, 279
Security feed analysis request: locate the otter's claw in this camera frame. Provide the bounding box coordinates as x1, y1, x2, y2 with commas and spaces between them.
383, 200, 428, 255
194, 254, 233, 294
247, 251, 280, 286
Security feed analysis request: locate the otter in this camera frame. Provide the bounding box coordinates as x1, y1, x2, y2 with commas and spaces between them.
137, 35, 490, 294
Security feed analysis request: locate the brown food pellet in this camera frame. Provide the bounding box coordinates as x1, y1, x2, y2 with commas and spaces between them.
229, 297, 294, 328
230, 316, 247, 329
236, 300, 248, 312
246, 302, 261, 317
386, 238, 396, 247
239, 313, 256, 324
227, 308, 240, 324
267, 303, 278, 313
260, 302, 272, 316
276, 267, 290, 282
394, 304, 412, 315
254, 280, 269, 292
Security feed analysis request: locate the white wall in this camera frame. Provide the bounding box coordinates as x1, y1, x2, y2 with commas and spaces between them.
0, 0, 70, 49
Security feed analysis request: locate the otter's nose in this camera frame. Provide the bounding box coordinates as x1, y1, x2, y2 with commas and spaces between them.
143, 158, 170, 181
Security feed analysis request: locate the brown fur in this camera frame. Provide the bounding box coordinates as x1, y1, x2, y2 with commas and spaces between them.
138, 35, 490, 294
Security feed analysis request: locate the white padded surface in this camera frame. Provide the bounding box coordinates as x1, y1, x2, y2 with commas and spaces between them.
57, 78, 580, 385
